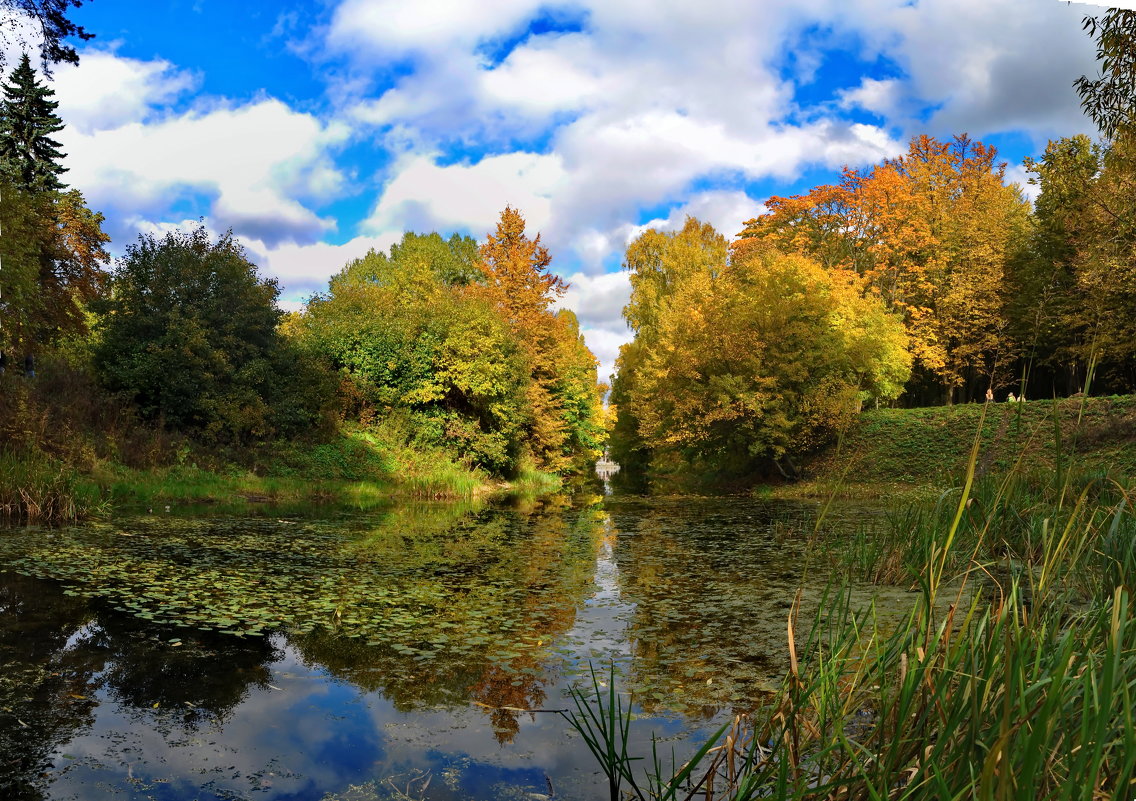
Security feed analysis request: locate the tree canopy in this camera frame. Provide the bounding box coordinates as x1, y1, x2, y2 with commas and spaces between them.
736, 135, 1028, 403
611, 218, 910, 483
292, 219, 605, 476
93, 227, 331, 446
0, 0, 94, 72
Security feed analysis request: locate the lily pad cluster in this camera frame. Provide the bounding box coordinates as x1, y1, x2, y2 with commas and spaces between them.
0, 503, 606, 708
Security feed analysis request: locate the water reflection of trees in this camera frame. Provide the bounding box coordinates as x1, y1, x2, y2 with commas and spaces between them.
294, 496, 606, 742
0, 571, 283, 799
0, 572, 100, 801
604, 499, 816, 714
92, 618, 280, 725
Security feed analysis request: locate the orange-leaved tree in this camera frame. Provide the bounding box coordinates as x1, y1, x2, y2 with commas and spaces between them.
736, 135, 1028, 403
477, 207, 604, 473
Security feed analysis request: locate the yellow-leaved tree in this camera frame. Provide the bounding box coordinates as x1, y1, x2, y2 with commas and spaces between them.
612, 218, 910, 484
736, 135, 1028, 403
477, 207, 605, 473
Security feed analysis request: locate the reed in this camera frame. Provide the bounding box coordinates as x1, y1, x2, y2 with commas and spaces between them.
568, 411, 1136, 799
0, 449, 104, 523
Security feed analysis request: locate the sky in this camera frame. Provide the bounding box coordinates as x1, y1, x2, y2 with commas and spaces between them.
8, 0, 1105, 381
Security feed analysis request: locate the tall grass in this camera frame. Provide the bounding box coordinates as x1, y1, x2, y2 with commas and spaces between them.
567, 406, 1136, 799
0, 450, 105, 523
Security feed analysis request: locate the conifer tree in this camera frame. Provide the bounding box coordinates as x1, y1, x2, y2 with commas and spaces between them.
0, 52, 67, 193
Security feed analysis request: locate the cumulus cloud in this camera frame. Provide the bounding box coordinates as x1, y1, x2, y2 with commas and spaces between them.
626, 190, 761, 244
363, 151, 565, 239
830, 0, 1097, 141
557, 271, 631, 333
245, 233, 402, 299
580, 326, 631, 387
326, 0, 544, 60
51, 49, 197, 133
60, 84, 351, 248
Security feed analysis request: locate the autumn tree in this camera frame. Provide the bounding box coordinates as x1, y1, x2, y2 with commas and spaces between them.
476, 206, 603, 473
297, 231, 529, 473
611, 220, 909, 483
0, 55, 108, 360
609, 217, 727, 475
737, 135, 1028, 403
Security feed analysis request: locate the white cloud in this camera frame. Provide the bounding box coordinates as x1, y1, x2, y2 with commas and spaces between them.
556, 271, 631, 334
326, 0, 543, 59
838, 77, 902, 118
60, 85, 351, 247
245, 233, 402, 298
580, 326, 632, 386
363, 151, 565, 239
628, 190, 760, 244
830, 0, 1097, 141
52, 49, 197, 133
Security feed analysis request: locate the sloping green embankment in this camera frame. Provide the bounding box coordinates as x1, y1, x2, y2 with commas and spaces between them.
797, 395, 1136, 496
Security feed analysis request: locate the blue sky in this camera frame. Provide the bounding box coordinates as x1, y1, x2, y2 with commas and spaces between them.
11, 0, 1103, 379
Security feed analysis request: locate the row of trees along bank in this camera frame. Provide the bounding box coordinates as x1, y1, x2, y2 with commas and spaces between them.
610, 11, 1136, 484
0, 50, 605, 484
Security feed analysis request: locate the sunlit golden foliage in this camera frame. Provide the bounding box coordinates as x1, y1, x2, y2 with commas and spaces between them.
737, 135, 1028, 400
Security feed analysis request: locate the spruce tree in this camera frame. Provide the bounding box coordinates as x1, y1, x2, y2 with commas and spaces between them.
0, 53, 67, 193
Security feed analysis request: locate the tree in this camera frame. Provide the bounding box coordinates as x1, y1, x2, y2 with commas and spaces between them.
1075, 10, 1136, 141
612, 220, 910, 483
330, 231, 482, 294
0, 0, 94, 73
622, 236, 904, 481
0, 181, 107, 355
610, 217, 727, 474
296, 231, 531, 474
93, 226, 330, 445
0, 55, 108, 360
476, 207, 601, 474
0, 52, 66, 192
736, 135, 1028, 403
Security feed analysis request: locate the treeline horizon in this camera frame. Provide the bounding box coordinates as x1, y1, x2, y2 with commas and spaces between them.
5, 9, 1136, 487
0, 51, 605, 479
608, 10, 1136, 482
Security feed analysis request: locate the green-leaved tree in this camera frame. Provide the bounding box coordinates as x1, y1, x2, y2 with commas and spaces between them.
93, 226, 333, 445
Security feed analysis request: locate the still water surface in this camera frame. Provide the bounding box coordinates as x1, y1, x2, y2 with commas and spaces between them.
0, 493, 897, 800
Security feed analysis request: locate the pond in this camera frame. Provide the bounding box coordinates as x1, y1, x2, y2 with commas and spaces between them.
0, 492, 905, 800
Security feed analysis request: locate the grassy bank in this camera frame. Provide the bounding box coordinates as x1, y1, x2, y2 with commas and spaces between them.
1, 421, 564, 524
779, 394, 1136, 500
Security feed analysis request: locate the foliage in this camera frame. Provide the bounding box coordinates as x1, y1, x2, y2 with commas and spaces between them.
612, 218, 909, 482
93, 226, 333, 446
0, 52, 110, 356
1019, 133, 1136, 390
298, 217, 605, 478
475, 206, 604, 473
0, 52, 66, 191
1075, 9, 1136, 141
736, 135, 1028, 402
297, 231, 530, 474
0, 0, 94, 72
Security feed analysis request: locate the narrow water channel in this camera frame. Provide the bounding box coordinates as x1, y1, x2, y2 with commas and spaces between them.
0, 494, 896, 800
